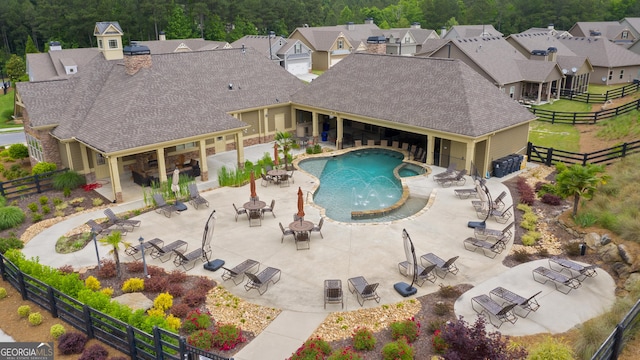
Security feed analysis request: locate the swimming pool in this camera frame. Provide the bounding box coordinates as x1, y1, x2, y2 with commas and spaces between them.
298, 149, 429, 222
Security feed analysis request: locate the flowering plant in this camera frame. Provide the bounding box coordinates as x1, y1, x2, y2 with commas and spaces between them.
187, 330, 214, 350
352, 327, 376, 351
289, 337, 332, 360
212, 324, 246, 351
181, 309, 212, 334
390, 317, 421, 343
431, 329, 448, 354
327, 346, 363, 360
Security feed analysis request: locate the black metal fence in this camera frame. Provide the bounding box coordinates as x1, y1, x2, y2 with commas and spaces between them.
530, 99, 640, 124
0, 254, 232, 360
591, 298, 640, 360
560, 83, 640, 103
527, 140, 640, 167
0, 168, 69, 199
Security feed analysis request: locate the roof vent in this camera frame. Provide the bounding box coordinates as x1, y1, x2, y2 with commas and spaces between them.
531, 49, 548, 56
228, 83, 233, 90
367, 35, 386, 44
547, 47, 557, 53
123, 44, 151, 56
589, 30, 602, 36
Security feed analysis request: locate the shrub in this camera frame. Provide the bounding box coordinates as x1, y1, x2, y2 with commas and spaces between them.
517, 177, 535, 205
390, 317, 420, 343
433, 301, 451, 316
170, 303, 190, 318
440, 316, 527, 360
512, 249, 530, 263
144, 275, 168, 292
0, 287, 7, 299
166, 283, 184, 298
541, 193, 562, 205
31, 162, 57, 175
0, 233, 24, 254
63, 187, 71, 197
39, 196, 49, 205
99, 287, 113, 297
0, 195, 5, 207
58, 332, 88, 354
18, 305, 31, 317
97, 259, 117, 278
212, 323, 246, 350
50, 324, 66, 339
328, 347, 363, 360
84, 276, 101, 291
78, 344, 109, 360
182, 289, 207, 307
153, 292, 173, 311
182, 309, 213, 333
92, 198, 104, 206
0, 206, 26, 230
41, 205, 51, 214
432, 329, 447, 354
167, 269, 187, 283
53, 170, 86, 191
187, 330, 215, 350
27, 202, 39, 212
125, 261, 145, 273
574, 212, 597, 228
32, 213, 43, 222
352, 327, 376, 351
8, 143, 29, 161
563, 241, 582, 257
427, 319, 446, 334
195, 276, 216, 292
438, 284, 460, 298
381, 337, 413, 360
122, 278, 145, 293
289, 337, 332, 360
52, 197, 63, 206
528, 336, 574, 360
29, 312, 43, 326
522, 231, 541, 246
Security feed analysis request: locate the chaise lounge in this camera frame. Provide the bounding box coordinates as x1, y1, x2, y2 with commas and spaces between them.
463, 237, 506, 258
348, 276, 381, 306
532, 266, 582, 294
490, 287, 541, 318
471, 294, 518, 329
221, 259, 261, 285
244, 267, 281, 295
420, 253, 460, 279
549, 257, 598, 282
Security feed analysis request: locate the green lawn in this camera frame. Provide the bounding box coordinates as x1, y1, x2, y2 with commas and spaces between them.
528, 120, 581, 152
0, 89, 22, 129
587, 83, 625, 94
531, 99, 590, 112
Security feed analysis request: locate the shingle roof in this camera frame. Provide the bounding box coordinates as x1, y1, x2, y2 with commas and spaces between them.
557, 36, 640, 67
293, 24, 383, 51
18, 48, 304, 153
135, 39, 229, 54
571, 21, 626, 38
291, 53, 534, 138
621, 17, 640, 34
94, 22, 123, 35
445, 25, 503, 39
416, 38, 449, 56
27, 48, 102, 81
230, 35, 287, 58
507, 33, 591, 72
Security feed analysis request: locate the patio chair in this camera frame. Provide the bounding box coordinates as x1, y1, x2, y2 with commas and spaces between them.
311, 218, 324, 238
436, 169, 467, 187
398, 261, 437, 287
148, 239, 188, 263
472, 191, 507, 211
367, 139, 375, 146
434, 163, 457, 179
401, 143, 409, 151
474, 222, 514, 241
324, 279, 343, 309
261, 173, 274, 187
295, 231, 310, 250
104, 208, 141, 232
532, 266, 582, 294
86, 219, 126, 238
463, 237, 506, 258
188, 184, 209, 209
124, 238, 163, 260
392, 140, 399, 148
420, 253, 459, 279
153, 194, 180, 218
549, 257, 598, 282
249, 209, 262, 227
172, 247, 206, 271
347, 276, 381, 306
490, 287, 541, 318
454, 187, 478, 199
380, 140, 388, 147
471, 294, 518, 329
279, 222, 294, 243
221, 259, 260, 285
279, 174, 290, 187
261, 199, 276, 218
233, 203, 248, 222
244, 267, 281, 295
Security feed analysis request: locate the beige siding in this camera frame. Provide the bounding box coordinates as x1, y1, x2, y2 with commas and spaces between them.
241, 110, 260, 137
268, 106, 293, 132
488, 123, 530, 163
69, 142, 85, 171
449, 141, 467, 168
58, 142, 69, 168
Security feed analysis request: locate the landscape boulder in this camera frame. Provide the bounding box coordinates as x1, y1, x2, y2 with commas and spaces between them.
598, 243, 622, 263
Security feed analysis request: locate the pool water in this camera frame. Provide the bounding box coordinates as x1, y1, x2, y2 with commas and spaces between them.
299, 149, 427, 222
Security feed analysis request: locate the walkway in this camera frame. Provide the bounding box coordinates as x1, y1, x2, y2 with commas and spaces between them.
19, 143, 616, 359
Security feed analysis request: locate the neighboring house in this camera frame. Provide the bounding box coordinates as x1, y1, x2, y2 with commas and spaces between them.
520, 24, 572, 37
568, 21, 635, 46
441, 25, 503, 39
557, 36, 640, 85
291, 53, 536, 176
423, 36, 564, 104
506, 32, 593, 94
231, 35, 312, 75
384, 23, 440, 55
620, 18, 640, 55
289, 20, 384, 70
134, 37, 231, 54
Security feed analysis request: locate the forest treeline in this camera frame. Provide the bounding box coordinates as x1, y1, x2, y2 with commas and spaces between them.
1, 0, 640, 61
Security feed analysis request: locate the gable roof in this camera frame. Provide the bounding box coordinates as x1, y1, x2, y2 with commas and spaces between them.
94, 22, 123, 35
444, 25, 503, 39
292, 23, 383, 51
135, 39, 229, 54
557, 36, 640, 67
621, 17, 640, 35
27, 48, 102, 81
291, 53, 534, 138
17, 48, 304, 154
506, 32, 591, 72
230, 35, 287, 59
568, 21, 632, 41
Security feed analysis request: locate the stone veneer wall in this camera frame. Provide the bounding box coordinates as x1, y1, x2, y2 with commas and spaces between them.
124, 54, 152, 75
366, 43, 386, 54
22, 109, 62, 167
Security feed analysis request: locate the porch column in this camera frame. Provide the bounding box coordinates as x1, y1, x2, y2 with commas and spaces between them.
483, 137, 493, 178
426, 134, 434, 165
156, 147, 167, 183
199, 139, 208, 181
79, 144, 90, 174
235, 132, 245, 168
64, 143, 74, 170
536, 82, 543, 104
465, 142, 474, 174
311, 111, 319, 143
108, 155, 123, 203
262, 108, 268, 142
336, 116, 343, 149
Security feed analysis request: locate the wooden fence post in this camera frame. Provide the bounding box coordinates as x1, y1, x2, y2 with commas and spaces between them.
621, 143, 628, 158
582, 153, 589, 166
83, 305, 94, 338
47, 286, 58, 318
153, 326, 163, 360
527, 142, 532, 161
17, 271, 28, 300
545, 148, 554, 166
35, 174, 41, 193
126, 325, 137, 360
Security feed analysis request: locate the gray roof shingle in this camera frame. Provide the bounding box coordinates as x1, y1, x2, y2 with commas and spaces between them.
135, 39, 229, 54
291, 53, 534, 138
27, 48, 102, 81
557, 36, 640, 67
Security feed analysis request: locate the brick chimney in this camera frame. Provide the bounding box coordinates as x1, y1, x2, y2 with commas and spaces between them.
123, 44, 151, 75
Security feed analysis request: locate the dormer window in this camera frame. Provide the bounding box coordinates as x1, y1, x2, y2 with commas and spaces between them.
338, 40, 344, 49
622, 31, 629, 39
108, 39, 118, 49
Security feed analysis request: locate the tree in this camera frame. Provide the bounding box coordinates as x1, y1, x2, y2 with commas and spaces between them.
165, 4, 194, 40
8, 143, 29, 163
25, 35, 38, 53
204, 14, 226, 41
5, 54, 26, 83
99, 231, 128, 279
555, 163, 609, 217
275, 131, 299, 170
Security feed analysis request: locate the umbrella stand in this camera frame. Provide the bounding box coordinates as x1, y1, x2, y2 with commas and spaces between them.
202, 209, 225, 271
394, 229, 418, 297
467, 182, 492, 229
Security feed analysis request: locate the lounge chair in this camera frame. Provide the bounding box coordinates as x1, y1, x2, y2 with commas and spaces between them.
233, 203, 248, 222
104, 208, 141, 232
434, 163, 457, 179
279, 222, 294, 243
474, 222, 514, 241
380, 140, 388, 147
86, 219, 126, 238
288, 169, 295, 184
490, 287, 541, 318
532, 266, 582, 294
153, 194, 179, 218
172, 248, 206, 271
436, 169, 467, 187
401, 143, 409, 151
188, 184, 209, 209
398, 261, 437, 286
124, 238, 163, 260
354, 140, 362, 147
420, 253, 459, 279
244, 267, 281, 295
471, 294, 518, 329
472, 191, 507, 211
324, 279, 343, 309
148, 239, 188, 263
347, 276, 381, 306
392, 140, 399, 148
549, 257, 598, 281
477, 204, 513, 224
221, 259, 260, 285
261, 199, 276, 218
463, 237, 506, 258
311, 218, 324, 239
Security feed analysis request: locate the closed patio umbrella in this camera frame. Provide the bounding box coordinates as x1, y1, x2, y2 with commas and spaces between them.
394, 229, 418, 297
171, 168, 180, 198
297, 187, 305, 220
250, 171, 257, 200
274, 143, 280, 167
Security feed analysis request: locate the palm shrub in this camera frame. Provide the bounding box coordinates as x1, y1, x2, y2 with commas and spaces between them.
52, 170, 86, 191
0, 206, 25, 230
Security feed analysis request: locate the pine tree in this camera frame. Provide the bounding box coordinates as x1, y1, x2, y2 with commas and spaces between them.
25, 35, 39, 54
165, 4, 194, 40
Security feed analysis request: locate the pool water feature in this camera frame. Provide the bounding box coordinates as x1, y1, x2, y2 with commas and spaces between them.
298, 149, 428, 222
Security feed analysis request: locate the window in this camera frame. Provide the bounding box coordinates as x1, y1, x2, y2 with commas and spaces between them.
176, 142, 196, 151
96, 153, 106, 165
609, 70, 613, 80
620, 69, 624, 79
338, 40, 344, 49
622, 31, 629, 39
294, 43, 302, 54
509, 86, 515, 99
25, 134, 44, 162
98, 39, 103, 49
108, 39, 118, 49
